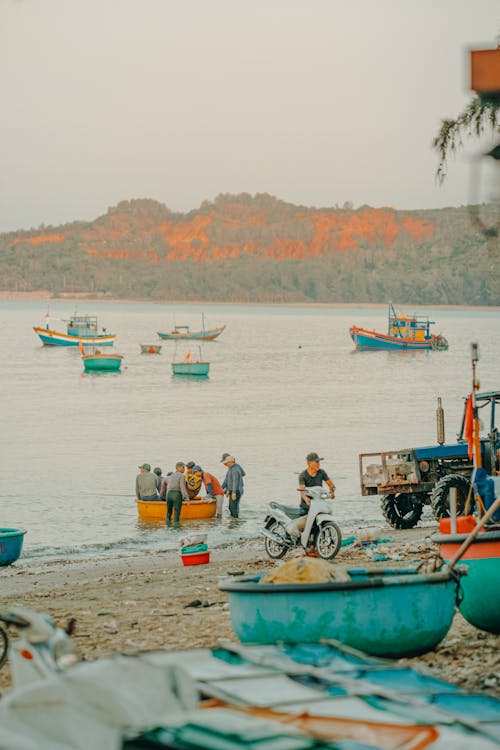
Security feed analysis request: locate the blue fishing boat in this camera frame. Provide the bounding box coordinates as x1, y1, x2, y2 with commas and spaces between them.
350, 303, 448, 351
33, 313, 116, 347
157, 313, 225, 341
219, 564, 464, 657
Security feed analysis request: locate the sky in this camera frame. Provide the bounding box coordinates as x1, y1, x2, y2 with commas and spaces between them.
1, 0, 499, 232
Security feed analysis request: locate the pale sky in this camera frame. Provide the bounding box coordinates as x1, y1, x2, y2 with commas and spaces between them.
1, 0, 499, 232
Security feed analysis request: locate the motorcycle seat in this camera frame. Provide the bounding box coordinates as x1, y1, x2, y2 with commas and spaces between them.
269, 502, 307, 519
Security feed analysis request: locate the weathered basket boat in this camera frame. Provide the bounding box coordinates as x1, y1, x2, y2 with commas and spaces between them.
136, 498, 216, 522
172, 361, 210, 376
140, 344, 162, 354
432, 528, 500, 634
82, 352, 123, 372
219, 565, 464, 657
0, 528, 27, 566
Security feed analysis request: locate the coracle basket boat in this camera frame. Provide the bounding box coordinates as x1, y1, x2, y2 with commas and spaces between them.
136, 498, 216, 522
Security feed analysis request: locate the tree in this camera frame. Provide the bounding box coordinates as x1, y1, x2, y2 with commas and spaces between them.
433, 97, 500, 183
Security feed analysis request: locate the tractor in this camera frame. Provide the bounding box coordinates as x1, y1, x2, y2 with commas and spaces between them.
358, 390, 500, 529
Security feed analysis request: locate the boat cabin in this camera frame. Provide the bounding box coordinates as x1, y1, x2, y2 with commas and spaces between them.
67, 315, 103, 336
388, 310, 434, 341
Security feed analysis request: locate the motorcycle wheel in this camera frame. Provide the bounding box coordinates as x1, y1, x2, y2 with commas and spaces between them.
264, 521, 288, 560
315, 522, 342, 560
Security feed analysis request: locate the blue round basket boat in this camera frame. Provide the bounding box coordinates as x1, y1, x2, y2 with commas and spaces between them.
219, 565, 464, 658
0, 528, 27, 566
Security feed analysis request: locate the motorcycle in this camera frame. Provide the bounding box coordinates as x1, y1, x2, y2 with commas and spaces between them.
0, 606, 79, 688
261, 486, 342, 560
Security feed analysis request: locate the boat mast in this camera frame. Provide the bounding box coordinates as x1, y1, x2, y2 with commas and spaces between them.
389, 302, 404, 338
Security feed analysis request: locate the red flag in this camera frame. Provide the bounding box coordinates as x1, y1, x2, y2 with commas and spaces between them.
79, 340, 84, 355
185, 351, 191, 361
464, 394, 473, 459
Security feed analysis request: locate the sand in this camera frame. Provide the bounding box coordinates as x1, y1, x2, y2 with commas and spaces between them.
0, 528, 498, 696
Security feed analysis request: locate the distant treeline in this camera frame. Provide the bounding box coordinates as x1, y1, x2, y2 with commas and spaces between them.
0, 194, 498, 305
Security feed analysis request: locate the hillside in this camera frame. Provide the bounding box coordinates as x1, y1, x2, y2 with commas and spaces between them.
0, 194, 498, 304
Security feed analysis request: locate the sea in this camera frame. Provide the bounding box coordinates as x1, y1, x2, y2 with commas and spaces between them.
1, 300, 500, 566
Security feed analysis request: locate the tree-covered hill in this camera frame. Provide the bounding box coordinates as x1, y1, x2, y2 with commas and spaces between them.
1, 194, 498, 304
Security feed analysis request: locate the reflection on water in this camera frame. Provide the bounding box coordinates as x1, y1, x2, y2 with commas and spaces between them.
2, 301, 499, 562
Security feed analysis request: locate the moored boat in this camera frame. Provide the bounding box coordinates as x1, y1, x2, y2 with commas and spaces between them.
34, 314, 116, 347
432, 527, 500, 634
140, 344, 162, 354
172, 361, 210, 376
350, 303, 448, 351
136, 498, 216, 522
82, 351, 123, 372
157, 313, 225, 341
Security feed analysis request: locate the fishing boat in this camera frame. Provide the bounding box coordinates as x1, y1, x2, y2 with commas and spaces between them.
219, 564, 465, 657
82, 349, 123, 373
136, 498, 216, 522
140, 344, 162, 354
350, 303, 448, 351
34, 313, 116, 347
157, 313, 225, 341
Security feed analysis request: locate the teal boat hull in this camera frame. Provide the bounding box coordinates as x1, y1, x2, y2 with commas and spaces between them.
219, 566, 462, 658
83, 354, 123, 372
433, 530, 500, 634
0, 528, 27, 566
172, 362, 210, 376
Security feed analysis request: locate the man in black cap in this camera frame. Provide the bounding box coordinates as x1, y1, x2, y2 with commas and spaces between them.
135, 463, 159, 501
298, 452, 335, 512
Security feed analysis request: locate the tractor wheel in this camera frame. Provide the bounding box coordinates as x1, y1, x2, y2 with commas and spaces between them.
381, 493, 424, 529
431, 474, 472, 520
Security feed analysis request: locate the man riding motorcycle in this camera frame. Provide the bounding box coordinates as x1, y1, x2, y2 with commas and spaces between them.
288, 452, 336, 538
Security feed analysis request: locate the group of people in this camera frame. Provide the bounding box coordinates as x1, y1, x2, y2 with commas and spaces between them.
136, 450, 336, 527
135, 454, 246, 523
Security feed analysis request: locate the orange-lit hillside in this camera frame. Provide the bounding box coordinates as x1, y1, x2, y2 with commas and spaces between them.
72, 199, 437, 264
0, 194, 495, 304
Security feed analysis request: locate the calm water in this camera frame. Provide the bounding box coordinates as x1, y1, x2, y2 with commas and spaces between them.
1, 301, 500, 564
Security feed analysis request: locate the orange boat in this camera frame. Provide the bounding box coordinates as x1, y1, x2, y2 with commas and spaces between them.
136, 498, 216, 522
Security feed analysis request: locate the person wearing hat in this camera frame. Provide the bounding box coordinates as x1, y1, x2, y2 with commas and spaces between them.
163, 461, 189, 524
221, 455, 246, 518
135, 463, 160, 501
298, 452, 335, 512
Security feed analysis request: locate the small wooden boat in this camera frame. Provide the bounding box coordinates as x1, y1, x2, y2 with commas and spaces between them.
219, 564, 464, 657
157, 313, 225, 341
432, 526, 500, 634
136, 498, 216, 522
350, 303, 448, 351
82, 351, 123, 372
140, 344, 162, 354
0, 528, 27, 566
34, 313, 116, 347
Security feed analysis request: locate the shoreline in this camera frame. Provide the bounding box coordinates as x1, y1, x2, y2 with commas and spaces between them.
1, 291, 500, 312
1, 528, 498, 697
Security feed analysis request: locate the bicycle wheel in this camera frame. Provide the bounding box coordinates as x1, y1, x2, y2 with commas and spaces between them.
0, 626, 8, 669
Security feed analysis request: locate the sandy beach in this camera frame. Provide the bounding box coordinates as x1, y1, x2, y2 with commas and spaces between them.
1, 528, 498, 697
